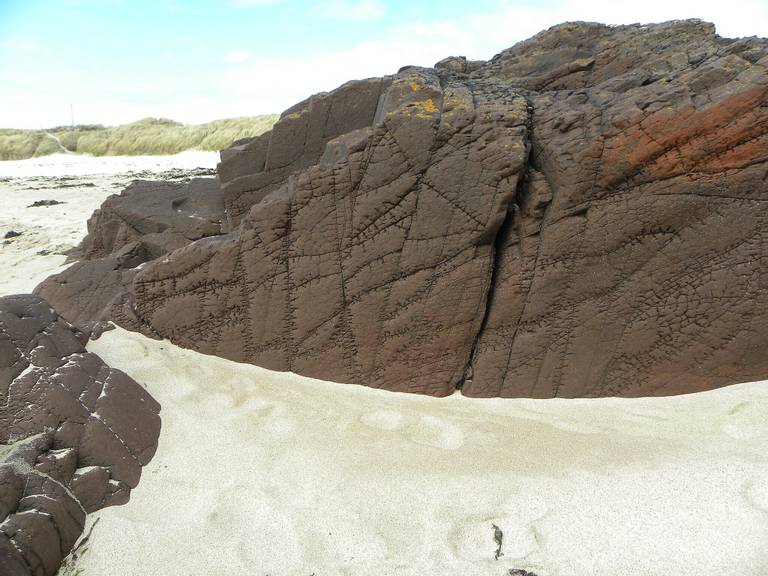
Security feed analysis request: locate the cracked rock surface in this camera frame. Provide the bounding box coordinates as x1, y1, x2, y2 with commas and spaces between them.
0, 295, 160, 576
467, 20, 768, 396
78, 177, 224, 261
118, 69, 531, 395
39, 19, 768, 397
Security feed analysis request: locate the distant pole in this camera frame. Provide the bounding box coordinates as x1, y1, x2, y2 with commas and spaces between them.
70, 104, 74, 128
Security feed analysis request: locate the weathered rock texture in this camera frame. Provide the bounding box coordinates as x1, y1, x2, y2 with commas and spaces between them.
218, 78, 393, 229
468, 20, 768, 396
0, 295, 160, 575
39, 20, 768, 397
116, 70, 530, 395
80, 177, 223, 261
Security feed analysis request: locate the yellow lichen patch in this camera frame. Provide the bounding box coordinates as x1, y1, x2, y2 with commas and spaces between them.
283, 109, 308, 121
393, 98, 440, 119
420, 99, 438, 114
408, 80, 422, 92
443, 93, 472, 107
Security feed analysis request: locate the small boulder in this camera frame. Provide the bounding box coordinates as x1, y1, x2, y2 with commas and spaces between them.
27, 200, 65, 208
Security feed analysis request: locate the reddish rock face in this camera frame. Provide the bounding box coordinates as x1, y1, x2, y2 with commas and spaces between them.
0, 295, 161, 576
39, 19, 768, 397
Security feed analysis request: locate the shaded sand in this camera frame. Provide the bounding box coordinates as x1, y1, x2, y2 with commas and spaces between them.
81, 327, 768, 576
0, 151, 218, 295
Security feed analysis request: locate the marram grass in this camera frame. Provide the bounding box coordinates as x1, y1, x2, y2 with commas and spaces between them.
0, 115, 278, 160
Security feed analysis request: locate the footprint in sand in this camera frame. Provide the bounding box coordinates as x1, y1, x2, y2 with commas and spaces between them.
453, 519, 496, 561
360, 409, 404, 431
359, 411, 464, 450
233, 397, 295, 438
722, 422, 756, 440
406, 415, 464, 450
722, 401, 766, 440
744, 478, 768, 514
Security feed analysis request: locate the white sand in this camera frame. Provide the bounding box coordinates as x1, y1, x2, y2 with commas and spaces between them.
3, 153, 767, 575
82, 327, 768, 576
0, 152, 218, 296
0, 151, 218, 178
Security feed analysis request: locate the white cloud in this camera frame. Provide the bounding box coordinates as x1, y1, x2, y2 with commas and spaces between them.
232, 0, 278, 5
227, 50, 252, 63
317, 0, 386, 22
218, 6, 563, 117
221, 0, 768, 120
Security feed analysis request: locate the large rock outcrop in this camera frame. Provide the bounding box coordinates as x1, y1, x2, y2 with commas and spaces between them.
466, 20, 768, 396
219, 78, 393, 229
0, 295, 160, 575
115, 70, 530, 395
38, 20, 768, 397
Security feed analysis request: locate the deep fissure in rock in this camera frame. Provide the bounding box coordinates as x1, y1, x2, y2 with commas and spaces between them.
458, 111, 535, 391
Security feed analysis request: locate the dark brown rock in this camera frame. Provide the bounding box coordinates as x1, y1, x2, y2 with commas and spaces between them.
36, 240, 148, 333
0, 295, 160, 576
218, 77, 394, 229
0, 532, 30, 576
36, 177, 225, 334
27, 200, 65, 208
434, 55, 485, 75
117, 68, 530, 395
39, 20, 768, 398
476, 20, 726, 91
80, 176, 224, 261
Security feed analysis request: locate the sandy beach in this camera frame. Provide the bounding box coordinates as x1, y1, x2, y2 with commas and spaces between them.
0, 151, 218, 295
1, 154, 766, 575
81, 327, 768, 576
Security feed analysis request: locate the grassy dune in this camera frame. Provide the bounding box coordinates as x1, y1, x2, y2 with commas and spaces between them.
0, 116, 278, 160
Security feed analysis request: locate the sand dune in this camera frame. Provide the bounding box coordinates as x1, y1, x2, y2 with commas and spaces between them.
0, 117, 277, 161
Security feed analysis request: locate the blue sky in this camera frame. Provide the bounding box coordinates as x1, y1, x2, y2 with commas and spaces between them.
1, 0, 767, 128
